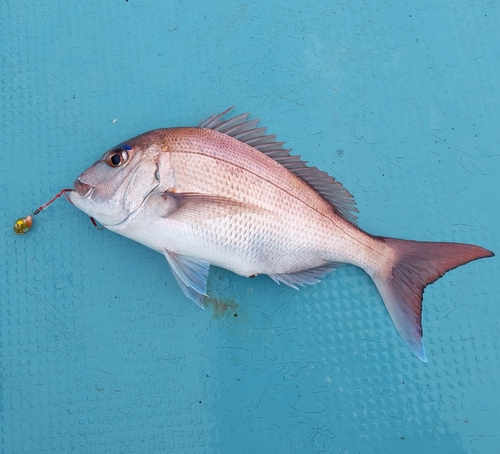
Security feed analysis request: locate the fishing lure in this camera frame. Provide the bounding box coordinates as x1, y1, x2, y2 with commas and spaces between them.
13, 189, 74, 234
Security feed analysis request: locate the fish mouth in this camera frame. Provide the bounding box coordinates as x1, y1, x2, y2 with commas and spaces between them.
73, 179, 95, 198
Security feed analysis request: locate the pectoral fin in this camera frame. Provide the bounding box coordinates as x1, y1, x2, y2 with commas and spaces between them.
157, 191, 261, 221
164, 250, 210, 308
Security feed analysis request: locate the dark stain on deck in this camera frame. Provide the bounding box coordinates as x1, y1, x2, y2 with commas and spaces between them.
204, 296, 239, 319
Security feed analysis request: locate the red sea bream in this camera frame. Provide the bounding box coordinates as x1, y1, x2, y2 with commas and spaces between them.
69, 108, 494, 361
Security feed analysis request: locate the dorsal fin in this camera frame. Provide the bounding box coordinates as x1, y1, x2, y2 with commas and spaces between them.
199, 108, 358, 224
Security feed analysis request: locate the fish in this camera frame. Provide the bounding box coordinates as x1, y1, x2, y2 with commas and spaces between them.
69, 108, 494, 361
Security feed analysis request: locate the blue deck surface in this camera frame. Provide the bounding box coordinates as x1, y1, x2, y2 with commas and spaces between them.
1, 1, 499, 453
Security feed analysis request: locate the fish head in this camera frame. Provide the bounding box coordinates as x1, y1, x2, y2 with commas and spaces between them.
69, 134, 162, 227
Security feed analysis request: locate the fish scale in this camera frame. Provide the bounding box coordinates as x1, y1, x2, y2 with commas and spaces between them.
69, 108, 493, 361
165, 132, 340, 265
171, 130, 336, 216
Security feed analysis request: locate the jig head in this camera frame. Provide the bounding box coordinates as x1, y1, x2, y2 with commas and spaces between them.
13, 188, 74, 234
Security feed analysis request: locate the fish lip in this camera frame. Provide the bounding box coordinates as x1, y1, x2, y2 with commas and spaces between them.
73, 179, 94, 198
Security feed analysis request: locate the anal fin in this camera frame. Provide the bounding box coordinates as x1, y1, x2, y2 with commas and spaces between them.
269, 263, 341, 290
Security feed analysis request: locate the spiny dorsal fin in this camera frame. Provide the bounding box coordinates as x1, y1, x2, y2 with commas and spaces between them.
199, 108, 358, 224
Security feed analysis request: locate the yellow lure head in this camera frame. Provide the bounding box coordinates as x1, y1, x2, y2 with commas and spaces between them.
13, 215, 33, 235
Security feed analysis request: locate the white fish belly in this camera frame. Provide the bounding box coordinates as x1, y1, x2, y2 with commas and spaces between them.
113, 196, 379, 278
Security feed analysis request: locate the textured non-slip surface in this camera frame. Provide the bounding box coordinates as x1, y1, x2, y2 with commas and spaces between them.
1, 1, 499, 453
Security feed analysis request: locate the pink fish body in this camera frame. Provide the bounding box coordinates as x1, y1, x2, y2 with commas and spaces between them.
69, 109, 493, 361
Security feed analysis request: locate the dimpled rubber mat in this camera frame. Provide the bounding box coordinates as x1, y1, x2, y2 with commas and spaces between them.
1, 1, 499, 453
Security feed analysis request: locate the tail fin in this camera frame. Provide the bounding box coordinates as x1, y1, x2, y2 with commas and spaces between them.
370, 238, 493, 361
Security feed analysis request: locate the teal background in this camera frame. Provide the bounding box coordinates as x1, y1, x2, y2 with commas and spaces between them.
1, 1, 499, 453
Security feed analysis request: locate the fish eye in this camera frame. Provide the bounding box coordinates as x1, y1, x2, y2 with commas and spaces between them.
106, 148, 129, 167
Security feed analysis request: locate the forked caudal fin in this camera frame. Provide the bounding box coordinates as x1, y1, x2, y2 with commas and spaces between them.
370, 238, 494, 362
